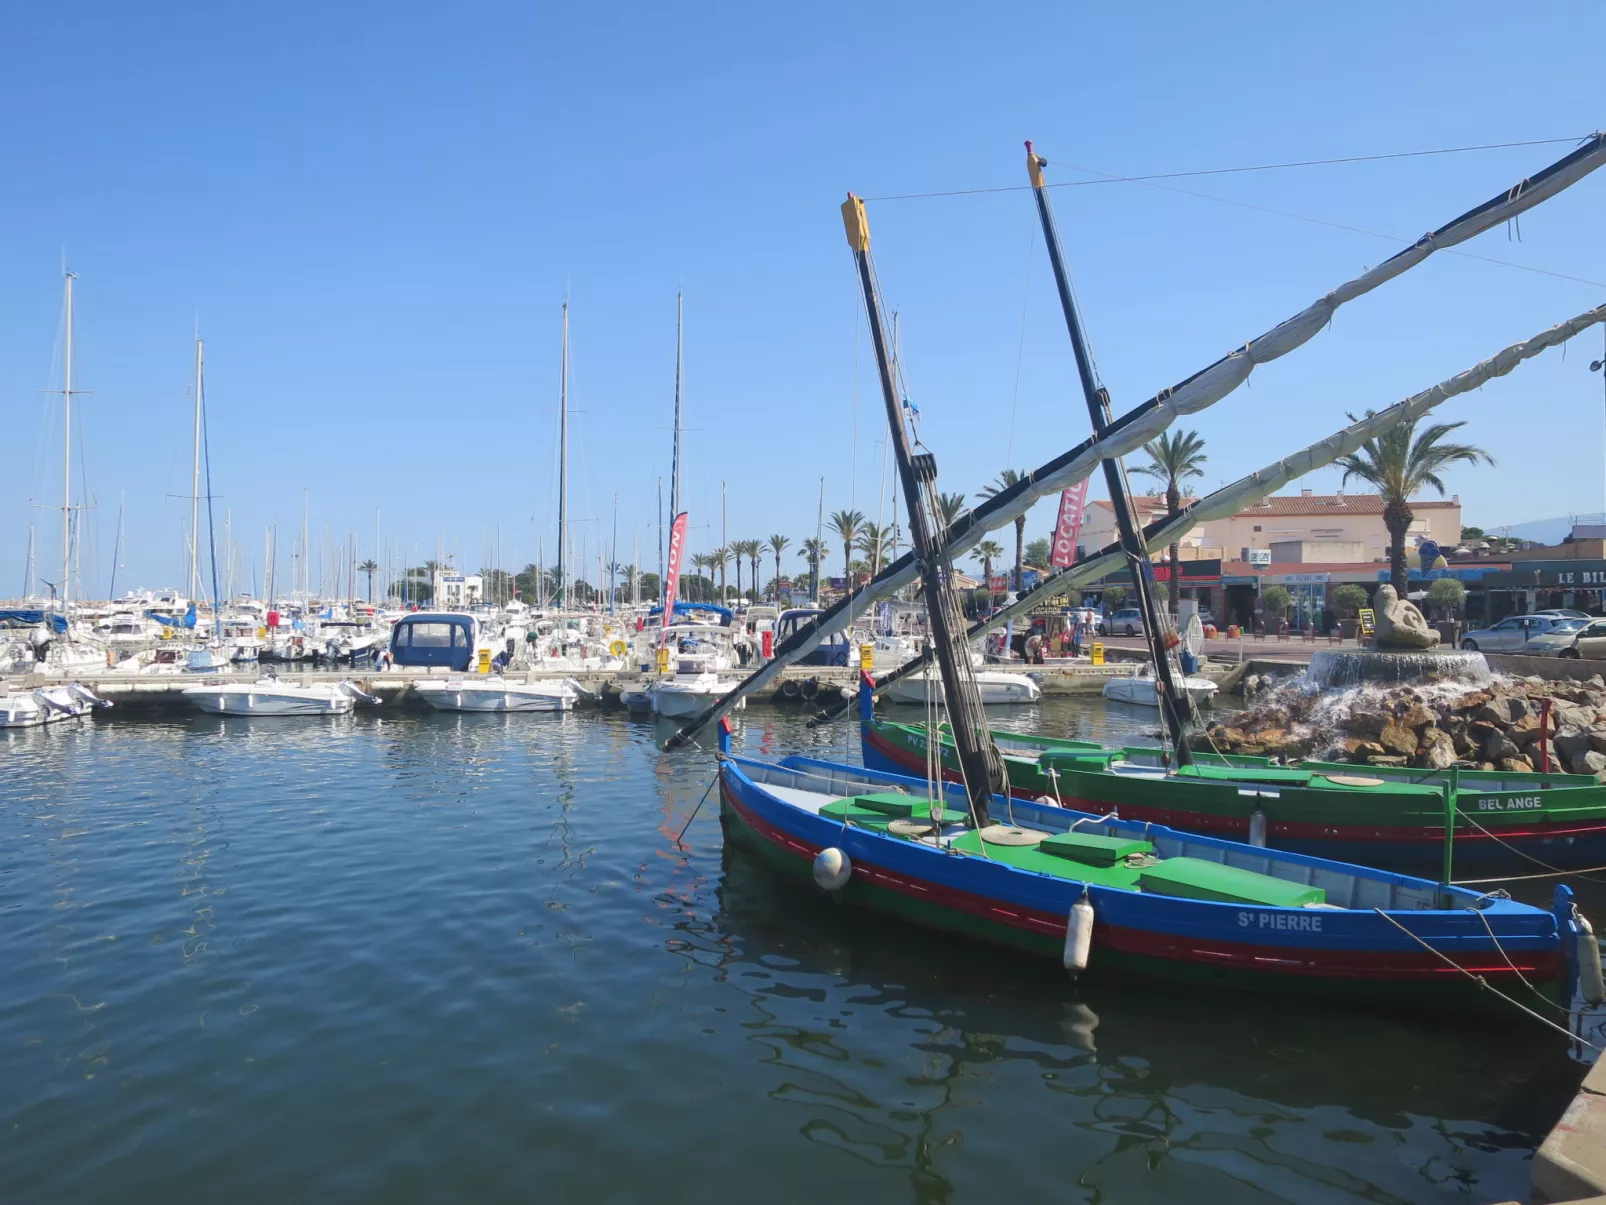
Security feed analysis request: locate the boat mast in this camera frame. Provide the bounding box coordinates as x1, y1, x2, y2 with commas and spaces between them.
558, 302, 569, 611
610, 493, 618, 615
189, 337, 204, 604
671, 292, 683, 523
24, 521, 36, 598
842, 193, 1007, 822
1024, 142, 1195, 762
60, 271, 78, 611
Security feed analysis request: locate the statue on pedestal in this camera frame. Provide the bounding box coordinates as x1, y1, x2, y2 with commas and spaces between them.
1372, 584, 1439, 649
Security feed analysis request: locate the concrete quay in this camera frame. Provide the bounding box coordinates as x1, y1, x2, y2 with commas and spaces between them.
1531, 1054, 1606, 1203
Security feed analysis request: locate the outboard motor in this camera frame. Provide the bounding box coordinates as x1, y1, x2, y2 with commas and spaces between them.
337, 680, 382, 705
67, 682, 112, 709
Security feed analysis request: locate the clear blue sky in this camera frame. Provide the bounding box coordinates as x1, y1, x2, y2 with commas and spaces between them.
3, 1, 1603, 598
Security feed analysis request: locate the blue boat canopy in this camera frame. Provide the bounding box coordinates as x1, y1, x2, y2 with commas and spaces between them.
146, 603, 198, 629
646, 601, 732, 624
0, 609, 67, 633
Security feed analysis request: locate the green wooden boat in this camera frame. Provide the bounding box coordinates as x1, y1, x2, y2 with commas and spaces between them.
860, 694, 1606, 874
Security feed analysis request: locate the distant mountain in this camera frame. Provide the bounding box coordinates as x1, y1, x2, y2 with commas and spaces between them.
1482, 515, 1583, 545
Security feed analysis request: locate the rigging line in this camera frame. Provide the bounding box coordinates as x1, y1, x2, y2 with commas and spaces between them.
1056, 160, 1606, 291
864, 135, 1595, 201
1370, 908, 1600, 1050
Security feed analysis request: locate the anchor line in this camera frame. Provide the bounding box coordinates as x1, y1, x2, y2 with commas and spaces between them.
1370, 908, 1600, 1049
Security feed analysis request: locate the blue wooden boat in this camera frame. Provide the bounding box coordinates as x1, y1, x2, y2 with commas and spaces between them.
715, 726, 1596, 1015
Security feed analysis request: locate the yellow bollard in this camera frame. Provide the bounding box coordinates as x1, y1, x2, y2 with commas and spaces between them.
656, 647, 671, 674
1090, 642, 1105, 666
859, 643, 874, 671
477, 648, 492, 674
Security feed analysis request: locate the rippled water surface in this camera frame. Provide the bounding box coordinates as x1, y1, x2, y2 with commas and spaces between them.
0, 699, 1588, 1203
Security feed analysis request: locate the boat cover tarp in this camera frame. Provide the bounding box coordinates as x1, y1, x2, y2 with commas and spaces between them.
0, 609, 67, 633
146, 604, 198, 629
647, 601, 732, 624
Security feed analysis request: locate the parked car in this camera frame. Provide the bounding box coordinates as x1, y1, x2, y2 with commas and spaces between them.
1531, 608, 1593, 621
1519, 617, 1592, 656
1459, 614, 1573, 653
1555, 617, 1606, 659
1105, 607, 1146, 637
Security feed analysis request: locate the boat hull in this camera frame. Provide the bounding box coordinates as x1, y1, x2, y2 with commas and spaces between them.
413, 682, 574, 712
885, 672, 1041, 705
184, 688, 354, 716
862, 718, 1606, 873
719, 758, 1567, 1012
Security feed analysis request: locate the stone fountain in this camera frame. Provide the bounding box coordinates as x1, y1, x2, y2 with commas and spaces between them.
1307, 585, 1491, 688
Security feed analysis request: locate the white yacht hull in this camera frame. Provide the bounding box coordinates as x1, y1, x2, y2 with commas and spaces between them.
1101, 674, 1218, 707
652, 675, 746, 719
413, 679, 576, 713
0, 684, 111, 728
184, 683, 358, 716
885, 671, 1041, 706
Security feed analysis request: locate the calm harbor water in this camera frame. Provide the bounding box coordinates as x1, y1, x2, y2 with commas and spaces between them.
0, 698, 1591, 1203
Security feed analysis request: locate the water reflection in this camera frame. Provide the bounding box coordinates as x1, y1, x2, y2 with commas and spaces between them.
692, 839, 1565, 1204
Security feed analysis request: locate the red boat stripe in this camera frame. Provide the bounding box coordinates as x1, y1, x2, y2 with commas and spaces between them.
724, 780, 1562, 982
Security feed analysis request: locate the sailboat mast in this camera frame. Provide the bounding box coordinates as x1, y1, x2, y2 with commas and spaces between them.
1024, 142, 1195, 761
190, 337, 204, 603
671, 292, 683, 521
842, 193, 1005, 820
558, 302, 569, 611
24, 521, 35, 599
61, 271, 76, 609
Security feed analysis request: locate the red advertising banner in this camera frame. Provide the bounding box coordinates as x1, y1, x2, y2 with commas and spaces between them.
1050, 480, 1090, 568
662, 511, 689, 627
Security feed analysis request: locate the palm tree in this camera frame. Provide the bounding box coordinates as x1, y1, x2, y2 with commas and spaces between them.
710, 546, 731, 601
798, 538, 828, 603
973, 539, 1004, 585
765, 534, 790, 600
933, 491, 968, 531
1131, 429, 1208, 613
690, 553, 713, 601
977, 470, 1027, 590
732, 539, 762, 602
1336, 415, 1493, 594
358, 559, 379, 601
856, 521, 893, 576
828, 509, 865, 589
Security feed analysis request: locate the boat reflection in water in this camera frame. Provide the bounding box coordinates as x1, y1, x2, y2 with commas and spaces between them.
691, 840, 1567, 1205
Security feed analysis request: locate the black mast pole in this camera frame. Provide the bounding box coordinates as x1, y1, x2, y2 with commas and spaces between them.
1024, 142, 1196, 762
842, 194, 1006, 821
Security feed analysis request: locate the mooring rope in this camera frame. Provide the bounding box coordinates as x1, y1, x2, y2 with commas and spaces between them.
1371, 908, 1599, 1049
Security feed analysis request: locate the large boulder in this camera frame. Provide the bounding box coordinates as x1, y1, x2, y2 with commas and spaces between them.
1483, 730, 1522, 763
1417, 729, 1458, 769
1474, 699, 1514, 726
1345, 710, 1391, 740
1499, 755, 1535, 773
1377, 722, 1420, 758
1372, 584, 1440, 648
1399, 703, 1438, 730
1572, 748, 1606, 777
1554, 729, 1594, 765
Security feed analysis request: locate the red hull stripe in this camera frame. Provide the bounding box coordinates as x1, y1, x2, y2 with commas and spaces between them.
722, 780, 1562, 983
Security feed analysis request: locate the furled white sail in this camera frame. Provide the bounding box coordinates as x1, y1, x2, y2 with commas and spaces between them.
664, 136, 1606, 746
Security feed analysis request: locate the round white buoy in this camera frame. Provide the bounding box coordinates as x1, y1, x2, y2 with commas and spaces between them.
1063, 892, 1094, 973
813, 847, 853, 891
1578, 912, 1604, 1007
1248, 807, 1268, 848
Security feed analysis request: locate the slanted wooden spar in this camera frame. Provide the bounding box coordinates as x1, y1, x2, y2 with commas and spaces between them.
840, 192, 1007, 822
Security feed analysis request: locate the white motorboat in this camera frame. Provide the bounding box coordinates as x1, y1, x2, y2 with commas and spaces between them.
183, 677, 380, 716
0, 682, 112, 728
412, 675, 584, 713
884, 669, 1042, 706
652, 671, 747, 719
618, 683, 658, 714
1101, 663, 1218, 707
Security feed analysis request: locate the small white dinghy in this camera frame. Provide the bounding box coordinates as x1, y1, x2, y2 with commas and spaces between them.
183, 677, 380, 716
1101, 662, 1218, 707
0, 682, 112, 728
885, 669, 1041, 706
412, 675, 585, 713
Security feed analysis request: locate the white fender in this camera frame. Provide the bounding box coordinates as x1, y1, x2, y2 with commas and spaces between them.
1248, 807, 1268, 848
812, 847, 852, 892
1578, 911, 1604, 1007
1064, 891, 1094, 972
